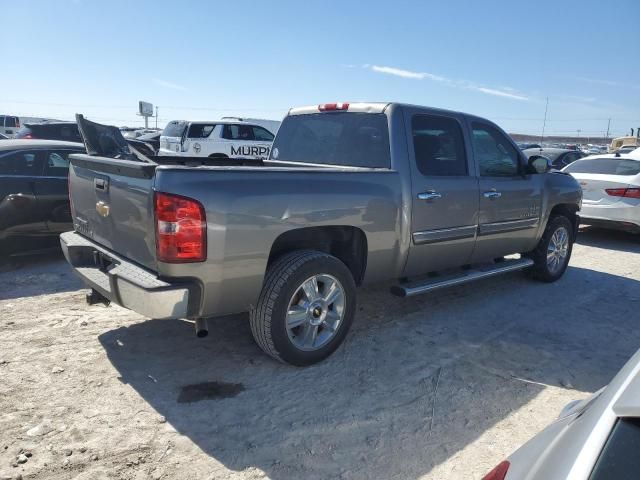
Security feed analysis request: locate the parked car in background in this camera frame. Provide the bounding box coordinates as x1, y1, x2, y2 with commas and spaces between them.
62, 104, 581, 366
609, 135, 639, 153
15, 121, 82, 143
0, 133, 8, 140
517, 142, 541, 150
523, 147, 586, 170
0, 139, 85, 256
158, 119, 274, 159
615, 145, 639, 155
120, 128, 160, 140
136, 131, 161, 153
482, 347, 640, 480
1, 115, 57, 137
563, 155, 640, 234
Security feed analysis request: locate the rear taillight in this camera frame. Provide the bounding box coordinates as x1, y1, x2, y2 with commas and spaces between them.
68, 170, 74, 216
606, 188, 640, 198
482, 460, 510, 480
22, 133, 33, 139
155, 192, 206, 263
318, 103, 349, 112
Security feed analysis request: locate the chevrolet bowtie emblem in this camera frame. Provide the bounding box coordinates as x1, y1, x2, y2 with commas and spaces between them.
96, 201, 110, 218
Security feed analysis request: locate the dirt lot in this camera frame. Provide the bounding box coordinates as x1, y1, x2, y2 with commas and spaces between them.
1, 227, 639, 480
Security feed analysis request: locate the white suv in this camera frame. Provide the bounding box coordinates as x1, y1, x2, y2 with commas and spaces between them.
159, 120, 275, 159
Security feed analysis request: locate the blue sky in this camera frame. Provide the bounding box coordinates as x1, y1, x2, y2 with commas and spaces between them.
2, 0, 639, 137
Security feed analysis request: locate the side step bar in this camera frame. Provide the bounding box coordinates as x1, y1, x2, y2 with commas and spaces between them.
391, 258, 534, 298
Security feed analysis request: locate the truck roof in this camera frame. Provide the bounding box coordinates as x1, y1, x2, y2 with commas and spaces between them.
287, 102, 476, 119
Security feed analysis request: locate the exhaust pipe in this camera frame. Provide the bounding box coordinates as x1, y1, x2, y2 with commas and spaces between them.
195, 318, 208, 338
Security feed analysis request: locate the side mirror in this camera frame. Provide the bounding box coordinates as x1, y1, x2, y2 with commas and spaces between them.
528, 155, 553, 174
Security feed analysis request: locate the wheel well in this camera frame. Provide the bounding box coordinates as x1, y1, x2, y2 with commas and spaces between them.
549, 203, 579, 240
268, 227, 368, 285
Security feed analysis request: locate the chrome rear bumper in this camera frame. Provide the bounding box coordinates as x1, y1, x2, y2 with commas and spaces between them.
60, 231, 194, 319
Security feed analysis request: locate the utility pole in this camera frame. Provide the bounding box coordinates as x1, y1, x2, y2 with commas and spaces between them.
155, 106, 159, 129
540, 97, 549, 144
605, 118, 611, 141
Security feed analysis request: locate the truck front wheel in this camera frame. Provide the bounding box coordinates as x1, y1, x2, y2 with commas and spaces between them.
525, 215, 574, 282
250, 250, 356, 366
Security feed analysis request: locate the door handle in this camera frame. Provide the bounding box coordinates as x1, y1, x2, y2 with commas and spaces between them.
417, 191, 442, 201
483, 190, 502, 199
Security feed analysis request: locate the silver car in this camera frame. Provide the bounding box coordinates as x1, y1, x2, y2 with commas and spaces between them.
563, 154, 640, 234
482, 348, 640, 480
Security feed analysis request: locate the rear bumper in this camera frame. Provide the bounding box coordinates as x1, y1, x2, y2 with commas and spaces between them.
60, 231, 194, 319
580, 217, 640, 233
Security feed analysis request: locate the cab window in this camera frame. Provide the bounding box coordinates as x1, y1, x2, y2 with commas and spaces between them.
0, 151, 40, 175
222, 124, 254, 141
412, 115, 468, 176
472, 123, 520, 176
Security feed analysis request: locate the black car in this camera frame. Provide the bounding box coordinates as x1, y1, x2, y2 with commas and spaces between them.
15, 122, 83, 143
523, 147, 586, 169
0, 139, 85, 256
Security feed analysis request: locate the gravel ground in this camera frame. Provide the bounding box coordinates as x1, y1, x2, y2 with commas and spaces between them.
0, 227, 639, 480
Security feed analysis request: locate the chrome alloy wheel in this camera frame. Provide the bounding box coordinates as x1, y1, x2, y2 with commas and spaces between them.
547, 226, 569, 274
285, 274, 345, 351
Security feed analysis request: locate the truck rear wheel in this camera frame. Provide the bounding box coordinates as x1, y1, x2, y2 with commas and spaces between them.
526, 215, 574, 282
250, 250, 356, 366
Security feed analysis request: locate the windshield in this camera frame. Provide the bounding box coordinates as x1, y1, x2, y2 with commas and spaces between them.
564, 158, 640, 175
270, 112, 391, 168
162, 121, 187, 138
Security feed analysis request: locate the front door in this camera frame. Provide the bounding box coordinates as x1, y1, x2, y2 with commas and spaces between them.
404, 111, 479, 277
469, 121, 542, 262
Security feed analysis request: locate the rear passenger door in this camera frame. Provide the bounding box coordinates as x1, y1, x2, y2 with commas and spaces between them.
470, 121, 543, 261
403, 110, 479, 277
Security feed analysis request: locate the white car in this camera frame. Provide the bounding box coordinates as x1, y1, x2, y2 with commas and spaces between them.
562, 154, 640, 234
482, 348, 640, 480
158, 120, 275, 159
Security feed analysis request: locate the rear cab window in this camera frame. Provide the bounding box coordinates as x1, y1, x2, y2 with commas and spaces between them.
270, 112, 390, 168
564, 158, 640, 176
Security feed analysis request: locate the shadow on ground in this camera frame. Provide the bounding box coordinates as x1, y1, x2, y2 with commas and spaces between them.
99, 261, 640, 479
576, 226, 640, 254
0, 251, 82, 300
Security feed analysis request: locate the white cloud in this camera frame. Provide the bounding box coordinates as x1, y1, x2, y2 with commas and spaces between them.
153, 78, 187, 91
471, 87, 529, 101
365, 64, 528, 101
371, 65, 437, 80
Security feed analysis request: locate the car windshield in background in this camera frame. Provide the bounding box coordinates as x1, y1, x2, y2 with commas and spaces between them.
162, 121, 187, 137
270, 113, 390, 168
564, 158, 640, 175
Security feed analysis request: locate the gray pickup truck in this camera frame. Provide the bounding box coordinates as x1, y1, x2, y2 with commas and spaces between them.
61, 103, 582, 365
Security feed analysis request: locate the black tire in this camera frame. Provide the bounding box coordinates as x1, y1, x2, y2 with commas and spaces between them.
249, 250, 357, 366
526, 215, 574, 282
